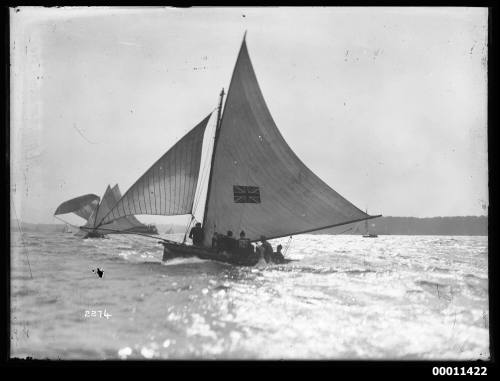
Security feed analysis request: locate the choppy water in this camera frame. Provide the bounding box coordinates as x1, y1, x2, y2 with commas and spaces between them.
10, 232, 489, 360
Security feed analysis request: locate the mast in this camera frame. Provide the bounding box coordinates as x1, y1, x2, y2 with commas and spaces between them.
202, 88, 225, 231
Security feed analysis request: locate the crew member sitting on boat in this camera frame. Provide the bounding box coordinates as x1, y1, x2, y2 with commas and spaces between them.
215, 232, 225, 252
234, 230, 255, 259
271, 244, 286, 264
212, 232, 219, 250
189, 222, 204, 246
224, 230, 237, 251
258, 235, 274, 263
237, 230, 251, 250
216, 230, 234, 253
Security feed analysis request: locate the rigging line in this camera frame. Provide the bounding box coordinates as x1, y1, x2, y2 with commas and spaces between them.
337, 226, 353, 235
11, 199, 32, 279
54, 215, 81, 229
249, 215, 381, 243
79, 225, 172, 243
105, 227, 143, 247
72, 124, 98, 145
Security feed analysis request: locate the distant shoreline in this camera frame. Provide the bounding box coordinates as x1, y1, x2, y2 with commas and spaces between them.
313, 216, 487, 236
11, 216, 487, 236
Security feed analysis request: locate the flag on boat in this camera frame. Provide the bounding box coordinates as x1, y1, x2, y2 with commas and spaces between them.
233, 186, 261, 203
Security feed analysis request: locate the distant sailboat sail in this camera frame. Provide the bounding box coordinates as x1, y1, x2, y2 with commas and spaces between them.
54, 194, 100, 222
55, 184, 150, 235
87, 185, 116, 229
362, 209, 378, 238
202, 37, 372, 244
98, 114, 211, 226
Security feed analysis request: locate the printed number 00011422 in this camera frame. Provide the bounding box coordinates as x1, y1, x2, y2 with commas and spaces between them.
432, 367, 487, 376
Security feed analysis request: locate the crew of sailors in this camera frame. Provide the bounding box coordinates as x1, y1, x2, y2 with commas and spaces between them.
208, 227, 286, 264
166, 222, 287, 264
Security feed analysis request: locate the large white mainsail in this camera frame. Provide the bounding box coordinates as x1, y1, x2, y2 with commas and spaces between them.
98, 114, 212, 226
202, 36, 375, 245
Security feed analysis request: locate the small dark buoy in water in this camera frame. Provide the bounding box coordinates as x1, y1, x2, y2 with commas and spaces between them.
92, 268, 104, 278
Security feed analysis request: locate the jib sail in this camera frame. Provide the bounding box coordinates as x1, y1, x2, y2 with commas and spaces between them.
98, 114, 211, 226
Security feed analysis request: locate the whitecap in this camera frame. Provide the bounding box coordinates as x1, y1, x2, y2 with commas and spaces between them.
118, 346, 132, 359
140, 346, 155, 359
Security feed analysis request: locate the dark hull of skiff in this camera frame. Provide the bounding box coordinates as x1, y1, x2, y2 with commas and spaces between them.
83, 231, 107, 239
162, 243, 261, 266
167, 242, 297, 267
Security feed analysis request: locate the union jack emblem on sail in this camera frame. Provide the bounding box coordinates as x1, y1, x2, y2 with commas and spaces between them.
233, 185, 261, 203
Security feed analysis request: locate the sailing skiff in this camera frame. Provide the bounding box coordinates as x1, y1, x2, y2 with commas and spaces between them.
55, 184, 153, 238
92, 33, 381, 265
363, 210, 379, 238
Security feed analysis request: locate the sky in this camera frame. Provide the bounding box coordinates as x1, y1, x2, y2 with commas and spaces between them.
10, 7, 488, 225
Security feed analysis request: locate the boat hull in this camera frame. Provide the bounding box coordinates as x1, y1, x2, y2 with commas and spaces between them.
161, 242, 262, 266
82, 230, 107, 239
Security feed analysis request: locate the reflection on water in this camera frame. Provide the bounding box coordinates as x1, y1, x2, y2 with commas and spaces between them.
10, 232, 488, 359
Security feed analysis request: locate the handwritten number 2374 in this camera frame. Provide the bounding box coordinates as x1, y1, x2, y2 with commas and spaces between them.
84, 309, 112, 319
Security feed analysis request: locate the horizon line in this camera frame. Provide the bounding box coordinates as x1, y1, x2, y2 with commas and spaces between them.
11, 214, 489, 225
